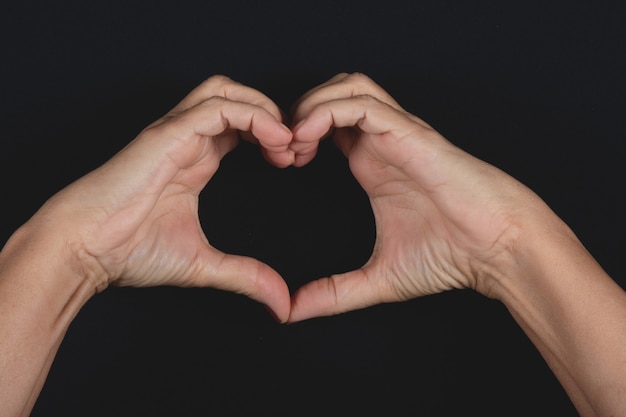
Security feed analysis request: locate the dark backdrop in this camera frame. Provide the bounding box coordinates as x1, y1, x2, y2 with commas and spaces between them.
1, 1, 624, 416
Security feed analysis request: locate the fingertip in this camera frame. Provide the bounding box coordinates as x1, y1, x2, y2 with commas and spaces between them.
290, 119, 328, 167
274, 121, 294, 146
291, 118, 319, 146
265, 283, 291, 324
249, 110, 291, 143
265, 304, 289, 324
278, 121, 293, 136
264, 305, 280, 323
261, 148, 296, 168
291, 117, 307, 134
292, 151, 316, 167
286, 280, 330, 323
287, 296, 325, 324
204, 252, 291, 323
258, 262, 292, 323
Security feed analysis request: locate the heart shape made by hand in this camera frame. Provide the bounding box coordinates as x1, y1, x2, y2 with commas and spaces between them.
201, 138, 376, 296
54, 72, 523, 325
169, 72, 521, 324
3, 72, 621, 417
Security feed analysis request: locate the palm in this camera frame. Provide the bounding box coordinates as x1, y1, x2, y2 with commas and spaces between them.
287, 73, 532, 322
113, 193, 209, 288
34, 76, 297, 323
344, 132, 464, 301
347, 128, 520, 300
75, 135, 221, 288
288, 127, 520, 321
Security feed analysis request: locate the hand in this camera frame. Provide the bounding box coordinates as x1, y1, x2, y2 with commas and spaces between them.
33, 75, 294, 322
288, 73, 550, 322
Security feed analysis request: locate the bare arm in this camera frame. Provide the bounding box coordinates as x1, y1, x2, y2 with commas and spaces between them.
0, 75, 294, 417
287, 72, 626, 416
496, 218, 626, 416
0, 223, 95, 417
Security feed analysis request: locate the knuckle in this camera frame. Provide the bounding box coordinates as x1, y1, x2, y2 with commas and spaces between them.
200, 95, 228, 106
195, 75, 239, 99
345, 72, 374, 86
192, 96, 229, 115
332, 72, 351, 80
204, 74, 233, 87
324, 275, 341, 308
353, 93, 381, 105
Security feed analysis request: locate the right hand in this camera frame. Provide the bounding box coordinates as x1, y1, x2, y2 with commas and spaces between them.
21, 75, 294, 322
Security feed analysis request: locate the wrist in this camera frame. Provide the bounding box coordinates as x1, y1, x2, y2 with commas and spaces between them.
470, 197, 580, 303
1, 213, 104, 319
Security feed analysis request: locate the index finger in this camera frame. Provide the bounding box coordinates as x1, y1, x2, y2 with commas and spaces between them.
291, 72, 404, 125
139, 96, 294, 171
169, 75, 285, 122
288, 73, 414, 166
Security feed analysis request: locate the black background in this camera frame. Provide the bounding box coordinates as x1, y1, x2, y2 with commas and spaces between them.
1, 1, 624, 416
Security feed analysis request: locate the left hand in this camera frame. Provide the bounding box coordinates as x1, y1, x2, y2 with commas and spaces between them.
287, 73, 544, 322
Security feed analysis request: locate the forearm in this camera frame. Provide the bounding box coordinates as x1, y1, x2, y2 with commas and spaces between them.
491, 215, 626, 417
0, 222, 96, 417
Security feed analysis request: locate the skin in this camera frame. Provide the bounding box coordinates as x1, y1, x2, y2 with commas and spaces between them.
0, 73, 624, 417
288, 73, 626, 417
0, 76, 294, 416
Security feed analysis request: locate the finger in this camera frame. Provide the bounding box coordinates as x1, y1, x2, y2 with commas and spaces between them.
289, 125, 334, 167
169, 75, 285, 122
288, 269, 390, 323
288, 73, 406, 167
192, 248, 291, 323
258, 146, 296, 168
294, 95, 446, 181
173, 77, 293, 167
290, 95, 403, 166
154, 96, 293, 167
287, 72, 350, 115
292, 95, 421, 162
240, 107, 291, 145
291, 72, 404, 125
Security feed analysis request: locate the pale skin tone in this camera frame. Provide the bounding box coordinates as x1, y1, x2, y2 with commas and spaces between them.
0, 73, 624, 417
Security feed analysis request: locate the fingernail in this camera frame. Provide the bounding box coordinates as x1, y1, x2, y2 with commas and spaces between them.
264, 305, 282, 323
279, 123, 292, 135
292, 119, 306, 132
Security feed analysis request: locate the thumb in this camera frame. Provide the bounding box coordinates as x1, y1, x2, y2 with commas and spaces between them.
193, 248, 291, 323
288, 268, 387, 323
